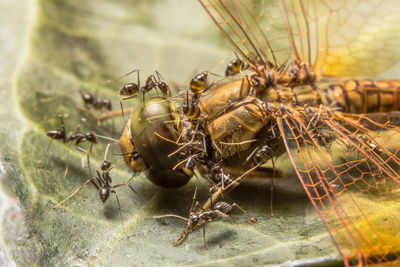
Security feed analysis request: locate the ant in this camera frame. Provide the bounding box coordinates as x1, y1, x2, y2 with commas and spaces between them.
80, 90, 112, 112
173, 201, 244, 246
40, 115, 117, 178
52, 144, 136, 235
154, 177, 249, 246
45, 118, 98, 145
224, 52, 249, 77
119, 70, 171, 101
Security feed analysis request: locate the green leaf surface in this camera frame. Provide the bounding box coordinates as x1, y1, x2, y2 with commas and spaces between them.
3, 0, 348, 266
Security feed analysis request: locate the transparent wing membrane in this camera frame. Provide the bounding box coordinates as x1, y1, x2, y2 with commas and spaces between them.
198, 0, 400, 265
200, 0, 400, 77
277, 105, 400, 264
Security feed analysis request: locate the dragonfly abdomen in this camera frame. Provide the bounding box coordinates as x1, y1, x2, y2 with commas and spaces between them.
318, 80, 400, 113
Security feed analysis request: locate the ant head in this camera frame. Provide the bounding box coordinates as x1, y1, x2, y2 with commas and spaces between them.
85, 132, 97, 143
81, 91, 94, 105
101, 160, 112, 171
99, 187, 110, 203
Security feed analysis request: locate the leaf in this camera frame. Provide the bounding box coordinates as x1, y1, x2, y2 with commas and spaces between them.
7, 0, 347, 266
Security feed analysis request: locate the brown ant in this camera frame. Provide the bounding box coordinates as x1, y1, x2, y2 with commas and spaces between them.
119, 70, 171, 101
52, 144, 136, 235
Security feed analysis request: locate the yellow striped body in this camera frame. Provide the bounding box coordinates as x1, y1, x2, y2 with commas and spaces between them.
317, 80, 400, 113
261, 79, 400, 114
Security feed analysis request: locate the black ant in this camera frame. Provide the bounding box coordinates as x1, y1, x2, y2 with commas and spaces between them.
173, 201, 242, 246
80, 90, 112, 112
45, 118, 98, 145
154, 178, 249, 246
119, 70, 171, 101
40, 116, 117, 178
52, 144, 136, 235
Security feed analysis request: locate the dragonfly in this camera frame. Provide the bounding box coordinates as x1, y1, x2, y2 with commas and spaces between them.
175, 0, 400, 266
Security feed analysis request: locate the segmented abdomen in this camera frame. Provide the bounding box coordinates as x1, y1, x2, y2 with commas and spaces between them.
319, 80, 400, 113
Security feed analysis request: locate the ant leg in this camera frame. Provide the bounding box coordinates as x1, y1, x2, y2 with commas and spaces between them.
96, 106, 135, 122
62, 141, 74, 179
112, 69, 139, 82
111, 183, 137, 194
111, 190, 128, 237
229, 202, 257, 223
76, 106, 102, 125
52, 177, 100, 208
120, 100, 126, 122
202, 225, 206, 248
63, 126, 81, 179
189, 175, 199, 215
37, 138, 54, 164
76, 146, 91, 177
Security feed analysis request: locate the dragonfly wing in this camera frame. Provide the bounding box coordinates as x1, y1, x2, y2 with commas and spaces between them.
199, 0, 293, 69
276, 104, 400, 265
309, 0, 400, 77
199, 0, 400, 77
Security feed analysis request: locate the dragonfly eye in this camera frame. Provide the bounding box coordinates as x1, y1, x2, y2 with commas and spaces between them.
122, 97, 192, 187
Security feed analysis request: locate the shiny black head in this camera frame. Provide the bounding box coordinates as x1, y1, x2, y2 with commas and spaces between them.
101, 160, 112, 171
81, 92, 94, 105
85, 132, 97, 143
